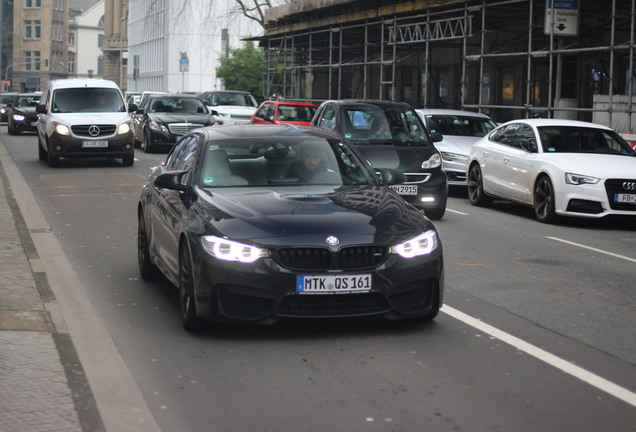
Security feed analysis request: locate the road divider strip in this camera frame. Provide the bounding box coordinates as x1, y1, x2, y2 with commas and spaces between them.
442, 305, 636, 408
546, 236, 636, 263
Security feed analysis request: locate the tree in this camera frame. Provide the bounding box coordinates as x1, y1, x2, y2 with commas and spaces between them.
216, 41, 265, 96
233, 0, 288, 29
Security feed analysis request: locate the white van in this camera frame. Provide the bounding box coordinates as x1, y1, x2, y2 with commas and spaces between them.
36, 78, 137, 167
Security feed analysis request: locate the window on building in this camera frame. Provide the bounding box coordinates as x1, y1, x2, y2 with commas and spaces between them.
69, 31, 75, 46
97, 56, 103, 76
24, 20, 41, 39
68, 56, 75, 73
98, 34, 104, 48
34, 51, 41, 70
24, 51, 32, 71
25, 0, 42, 8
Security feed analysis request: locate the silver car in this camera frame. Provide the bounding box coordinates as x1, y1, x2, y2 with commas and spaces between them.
416, 109, 497, 186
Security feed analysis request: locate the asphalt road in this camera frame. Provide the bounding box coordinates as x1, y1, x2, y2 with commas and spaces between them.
2, 129, 636, 432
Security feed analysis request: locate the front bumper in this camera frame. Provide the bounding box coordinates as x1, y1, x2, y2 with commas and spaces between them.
47, 131, 135, 159
397, 168, 448, 211
189, 240, 444, 324
555, 178, 636, 218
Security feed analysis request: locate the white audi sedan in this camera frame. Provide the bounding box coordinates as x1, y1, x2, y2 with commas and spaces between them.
466, 118, 636, 223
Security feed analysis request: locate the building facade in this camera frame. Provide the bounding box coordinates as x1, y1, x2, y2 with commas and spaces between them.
69, 0, 104, 79
261, 0, 636, 132
11, 0, 68, 92
102, 0, 128, 91
127, 0, 256, 93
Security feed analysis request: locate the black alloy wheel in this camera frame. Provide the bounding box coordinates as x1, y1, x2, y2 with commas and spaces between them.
425, 205, 446, 220
144, 130, 153, 153
122, 154, 134, 167
467, 164, 492, 206
137, 211, 159, 279
534, 175, 558, 223
179, 243, 202, 331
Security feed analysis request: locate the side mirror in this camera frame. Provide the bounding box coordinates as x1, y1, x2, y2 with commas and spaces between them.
376, 168, 406, 186
36, 104, 46, 114
154, 171, 188, 192
430, 131, 444, 143
210, 109, 219, 116
128, 103, 138, 113
266, 115, 274, 122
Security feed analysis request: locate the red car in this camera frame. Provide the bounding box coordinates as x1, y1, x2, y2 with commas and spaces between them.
250, 100, 317, 125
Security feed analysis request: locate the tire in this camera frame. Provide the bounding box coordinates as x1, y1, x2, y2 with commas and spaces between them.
179, 244, 203, 331
138, 211, 159, 279
424, 206, 445, 220
38, 137, 47, 160
122, 154, 134, 167
8, 122, 17, 135
467, 164, 492, 206
534, 175, 558, 223
47, 144, 59, 167
143, 130, 153, 153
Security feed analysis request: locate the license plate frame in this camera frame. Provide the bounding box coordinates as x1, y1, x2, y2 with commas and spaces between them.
614, 193, 636, 204
81, 140, 108, 148
390, 184, 418, 196
296, 274, 372, 294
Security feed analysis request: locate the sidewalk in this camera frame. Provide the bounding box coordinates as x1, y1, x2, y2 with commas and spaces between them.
0, 158, 102, 431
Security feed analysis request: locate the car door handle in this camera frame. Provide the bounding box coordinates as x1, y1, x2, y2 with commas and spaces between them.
483, 151, 489, 158
503, 156, 510, 163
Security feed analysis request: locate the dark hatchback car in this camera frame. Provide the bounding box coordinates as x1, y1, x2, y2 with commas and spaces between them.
132, 94, 215, 153
138, 124, 444, 331
1, 92, 19, 122
7, 93, 41, 134
311, 100, 448, 219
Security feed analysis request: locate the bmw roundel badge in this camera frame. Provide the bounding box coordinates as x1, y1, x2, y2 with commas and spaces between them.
325, 235, 340, 246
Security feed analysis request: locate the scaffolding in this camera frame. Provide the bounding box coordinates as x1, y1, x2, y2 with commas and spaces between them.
262, 0, 636, 130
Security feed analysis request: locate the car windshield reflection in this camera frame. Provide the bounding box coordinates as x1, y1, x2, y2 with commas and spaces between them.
538, 126, 636, 156
341, 105, 430, 145
199, 138, 378, 188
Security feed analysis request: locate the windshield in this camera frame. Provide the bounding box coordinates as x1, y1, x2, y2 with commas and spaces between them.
199, 137, 378, 187
52, 88, 125, 113
341, 104, 430, 144
210, 92, 258, 108
426, 114, 497, 137
16, 95, 41, 107
538, 126, 636, 156
148, 97, 208, 114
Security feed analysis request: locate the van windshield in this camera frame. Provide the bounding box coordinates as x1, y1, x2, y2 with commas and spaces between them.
52, 88, 125, 113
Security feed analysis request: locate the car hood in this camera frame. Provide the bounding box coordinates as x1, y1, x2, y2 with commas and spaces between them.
49, 112, 131, 125
354, 145, 437, 172
195, 185, 433, 246
435, 136, 480, 155
149, 113, 212, 124
14, 107, 38, 114
543, 153, 636, 177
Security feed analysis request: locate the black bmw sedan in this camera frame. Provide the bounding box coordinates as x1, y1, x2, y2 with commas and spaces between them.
138, 124, 444, 331
7, 92, 41, 135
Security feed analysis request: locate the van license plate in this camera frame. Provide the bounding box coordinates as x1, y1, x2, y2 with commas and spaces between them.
82, 140, 108, 148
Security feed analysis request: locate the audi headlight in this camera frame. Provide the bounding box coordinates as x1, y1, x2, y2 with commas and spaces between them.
53, 122, 70, 135
201, 236, 269, 263
421, 153, 442, 169
441, 151, 468, 162
565, 173, 600, 185
390, 230, 438, 258
117, 122, 131, 135
12, 114, 25, 121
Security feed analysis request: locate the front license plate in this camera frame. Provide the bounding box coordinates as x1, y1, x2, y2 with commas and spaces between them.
615, 193, 636, 204
81, 140, 108, 148
296, 274, 372, 294
390, 184, 418, 196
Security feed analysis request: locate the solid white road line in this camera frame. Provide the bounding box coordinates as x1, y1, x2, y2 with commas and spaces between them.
442, 305, 636, 408
446, 208, 469, 215
546, 236, 636, 264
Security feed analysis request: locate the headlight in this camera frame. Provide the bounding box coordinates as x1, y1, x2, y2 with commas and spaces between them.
12, 114, 25, 121
441, 151, 468, 162
53, 122, 70, 135
390, 230, 438, 258
565, 173, 600, 185
201, 235, 269, 263
117, 122, 131, 134
421, 153, 442, 169
149, 121, 169, 132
